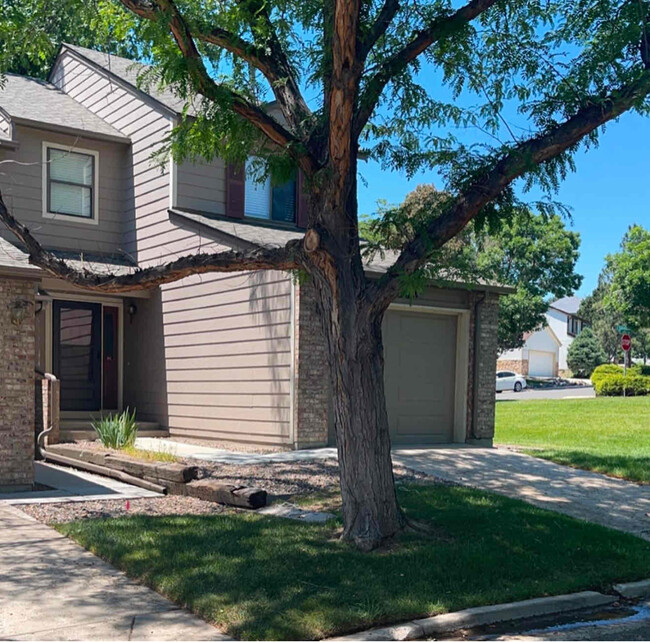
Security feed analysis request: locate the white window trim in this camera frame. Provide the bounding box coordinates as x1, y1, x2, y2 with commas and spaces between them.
42, 141, 100, 225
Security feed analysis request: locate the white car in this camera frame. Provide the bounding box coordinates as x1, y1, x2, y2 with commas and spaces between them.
496, 371, 527, 393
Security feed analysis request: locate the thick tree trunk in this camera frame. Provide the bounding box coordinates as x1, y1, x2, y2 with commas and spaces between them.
305, 166, 405, 551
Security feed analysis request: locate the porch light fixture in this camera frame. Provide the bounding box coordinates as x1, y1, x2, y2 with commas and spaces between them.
10, 299, 31, 326
128, 302, 138, 323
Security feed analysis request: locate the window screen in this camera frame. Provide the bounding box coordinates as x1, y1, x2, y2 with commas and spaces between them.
48, 148, 94, 218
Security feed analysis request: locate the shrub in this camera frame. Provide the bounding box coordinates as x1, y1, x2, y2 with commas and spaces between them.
594, 374, 650, 396
567, 328, 607, 378
93, 408, 138, 449
590, 363, 624, 386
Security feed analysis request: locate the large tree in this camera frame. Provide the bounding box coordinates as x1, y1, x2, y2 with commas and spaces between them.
2, 0, 650, 549
581, 225, 650, 363
362, 186, 582, 351
0, 0, 139, 78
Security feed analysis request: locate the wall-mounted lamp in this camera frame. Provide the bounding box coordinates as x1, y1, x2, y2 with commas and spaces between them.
10, 299, 31, 326
127, 302, 138, 323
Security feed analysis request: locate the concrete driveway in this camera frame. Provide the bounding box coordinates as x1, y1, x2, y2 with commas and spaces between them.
0, 504, 229, 640
391, 446, 650, 541
497, 386, 595, 401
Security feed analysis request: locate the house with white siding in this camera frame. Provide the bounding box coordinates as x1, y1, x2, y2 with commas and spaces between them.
0, 44, 509, 491
497, 296, 584, 378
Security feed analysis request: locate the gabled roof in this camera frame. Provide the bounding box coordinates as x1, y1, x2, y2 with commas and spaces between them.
0, 74, 129, 143
60, 44, 195, 116
549, 295, 582, 315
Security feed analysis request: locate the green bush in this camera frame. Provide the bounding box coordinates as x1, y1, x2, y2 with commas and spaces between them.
631, 364, 650, 376
594, 374, 650, 396
590, 364, 624, 386
92, 408, 138, 449
567, 328, 607, 378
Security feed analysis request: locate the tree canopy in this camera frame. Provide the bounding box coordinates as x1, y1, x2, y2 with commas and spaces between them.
362, 185, 582, 350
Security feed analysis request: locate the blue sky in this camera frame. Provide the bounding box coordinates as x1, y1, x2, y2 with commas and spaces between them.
357, 110, 650, 298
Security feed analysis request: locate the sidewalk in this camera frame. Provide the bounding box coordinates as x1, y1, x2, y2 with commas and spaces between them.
0, 504, 229, 640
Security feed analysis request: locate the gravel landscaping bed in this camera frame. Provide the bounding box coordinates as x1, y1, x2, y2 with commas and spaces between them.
72, 440, 440, 497
19, 495, 233, 524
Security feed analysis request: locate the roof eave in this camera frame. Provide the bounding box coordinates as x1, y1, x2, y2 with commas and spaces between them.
11, 116, 131, 145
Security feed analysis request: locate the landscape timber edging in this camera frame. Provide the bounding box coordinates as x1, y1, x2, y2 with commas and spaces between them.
44, 444, 268, 509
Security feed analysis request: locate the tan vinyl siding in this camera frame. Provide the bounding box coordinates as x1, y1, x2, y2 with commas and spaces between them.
50, 51, 173, 262
0, 124, 127, 253
175, 158, 226, 215
124, 269, 294, 447
52, 50, 294, 447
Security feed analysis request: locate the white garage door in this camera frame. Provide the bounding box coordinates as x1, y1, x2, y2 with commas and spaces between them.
382, 310, 457, 444
528, 350, 555, 377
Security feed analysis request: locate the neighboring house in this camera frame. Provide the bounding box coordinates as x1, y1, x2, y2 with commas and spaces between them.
546, 296, 585, 375
0, 44, 510, 491
497, 295, 584, 378
498, 326, 562, 378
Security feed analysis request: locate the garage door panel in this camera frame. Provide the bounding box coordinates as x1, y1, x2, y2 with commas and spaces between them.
383, 310, 457, 444
529, 350, 554, 377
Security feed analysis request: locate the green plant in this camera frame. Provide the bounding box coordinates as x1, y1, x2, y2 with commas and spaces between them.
590, 364, 624, 386
594, 374, 650, 397
92, 408, 138, 449
567, 328, 607, 378
121, 445, 178, 463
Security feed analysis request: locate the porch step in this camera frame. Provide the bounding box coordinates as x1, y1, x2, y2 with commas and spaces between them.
59, 421, 169, 443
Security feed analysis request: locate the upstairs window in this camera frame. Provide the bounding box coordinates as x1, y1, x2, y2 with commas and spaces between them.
244, 158, 296, 223
44, 143, 98, 223
567, 316, 582, 337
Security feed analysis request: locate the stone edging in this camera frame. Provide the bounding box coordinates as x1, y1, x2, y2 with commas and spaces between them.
327, 584, 650, 641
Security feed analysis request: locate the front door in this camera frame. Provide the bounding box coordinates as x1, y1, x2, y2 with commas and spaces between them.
53, 301, 102, 411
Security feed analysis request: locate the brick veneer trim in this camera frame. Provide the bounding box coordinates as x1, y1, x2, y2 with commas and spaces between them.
0, 277, 36, 488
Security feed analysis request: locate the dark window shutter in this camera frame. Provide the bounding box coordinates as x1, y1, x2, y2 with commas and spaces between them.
226, 163, 245, 219
296, 170, 309, 228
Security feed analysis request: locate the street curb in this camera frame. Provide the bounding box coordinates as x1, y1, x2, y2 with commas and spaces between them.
613, 579, 650, 600
327, 591, 617, 641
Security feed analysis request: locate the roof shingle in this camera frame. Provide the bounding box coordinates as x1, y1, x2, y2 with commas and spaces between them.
0, 74, 129, 142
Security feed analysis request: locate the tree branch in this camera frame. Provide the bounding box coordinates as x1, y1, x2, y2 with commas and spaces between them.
0, 192, 302, 292
368, 71, 650, 308
118, 0, 316, 175
354, 0, 498, 138
359, 0, 400, 63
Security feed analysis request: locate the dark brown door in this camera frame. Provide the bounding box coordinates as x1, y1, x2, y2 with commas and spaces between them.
103, 306, 119, 410
53, 301, 102, 411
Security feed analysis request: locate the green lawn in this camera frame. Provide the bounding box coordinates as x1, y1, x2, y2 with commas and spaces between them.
57, 484, 650, 640
495, 397, 650, 483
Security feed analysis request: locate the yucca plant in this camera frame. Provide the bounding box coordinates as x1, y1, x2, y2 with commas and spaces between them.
92, 408, 138, 449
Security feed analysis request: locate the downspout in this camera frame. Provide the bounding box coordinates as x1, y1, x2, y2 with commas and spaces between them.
36, 372, 57, 459
471, 292, 487, 440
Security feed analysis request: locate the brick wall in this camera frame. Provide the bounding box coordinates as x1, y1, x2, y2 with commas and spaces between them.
293, 280, 329, 449
0, 277, 35, 490
497, 358, 528, 376
466, 292, 500, 444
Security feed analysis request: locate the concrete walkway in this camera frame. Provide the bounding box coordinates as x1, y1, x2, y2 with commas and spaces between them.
0, 504, 229, 640
391, 446, 650, 541
0, 462, 160, 505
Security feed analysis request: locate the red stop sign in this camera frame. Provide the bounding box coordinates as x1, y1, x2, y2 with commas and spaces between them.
622, 334, 632, 351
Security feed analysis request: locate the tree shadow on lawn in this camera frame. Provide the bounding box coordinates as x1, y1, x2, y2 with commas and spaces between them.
57, 484, 650, 641
528, 450, 650, 484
